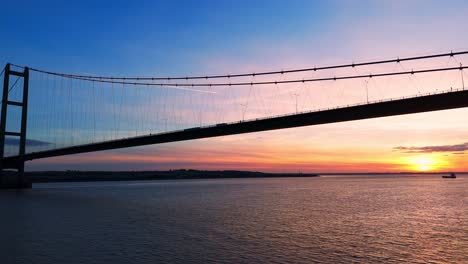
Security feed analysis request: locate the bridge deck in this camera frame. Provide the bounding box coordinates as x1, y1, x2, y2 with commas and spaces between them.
2, 89, 468, 167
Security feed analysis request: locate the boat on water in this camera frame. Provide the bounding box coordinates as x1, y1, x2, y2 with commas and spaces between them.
442, 173, 457, 179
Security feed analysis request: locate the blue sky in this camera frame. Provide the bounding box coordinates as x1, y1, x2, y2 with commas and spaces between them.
2, 0, 468, 172
2, 0, 467, 74
1, 1, 334, 74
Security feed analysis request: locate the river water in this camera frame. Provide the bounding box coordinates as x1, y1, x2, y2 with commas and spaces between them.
0, 175, 467, 263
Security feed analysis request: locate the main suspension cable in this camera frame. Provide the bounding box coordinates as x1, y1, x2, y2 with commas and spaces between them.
27, 65, 467, 88
10, 50, 468, 81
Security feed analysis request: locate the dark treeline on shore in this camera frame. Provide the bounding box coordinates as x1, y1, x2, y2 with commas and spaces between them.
23, 170, 467, 183
25, 169, 319, 183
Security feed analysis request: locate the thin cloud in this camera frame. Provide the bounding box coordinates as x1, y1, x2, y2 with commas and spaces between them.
394, 142, 468, 153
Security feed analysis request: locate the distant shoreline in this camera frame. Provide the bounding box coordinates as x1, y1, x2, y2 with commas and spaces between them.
25, 170, 319, 183
24, 170, 467, 183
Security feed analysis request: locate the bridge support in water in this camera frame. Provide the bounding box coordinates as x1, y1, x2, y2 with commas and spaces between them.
0, 63, 31, 189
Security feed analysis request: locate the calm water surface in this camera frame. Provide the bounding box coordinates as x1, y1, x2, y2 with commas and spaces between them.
0, 175, 467, 263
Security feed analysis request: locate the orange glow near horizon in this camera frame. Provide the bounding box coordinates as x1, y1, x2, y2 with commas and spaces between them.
27, 137, 467, 173
399, 154, 451, 172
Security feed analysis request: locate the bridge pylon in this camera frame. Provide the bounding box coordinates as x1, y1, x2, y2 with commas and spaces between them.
0, 63, 31, 189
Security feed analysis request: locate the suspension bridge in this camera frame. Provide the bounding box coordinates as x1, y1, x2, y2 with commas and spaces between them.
1, 50, 468, 188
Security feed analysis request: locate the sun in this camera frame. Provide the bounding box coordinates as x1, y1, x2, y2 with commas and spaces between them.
407, 156, 438, 172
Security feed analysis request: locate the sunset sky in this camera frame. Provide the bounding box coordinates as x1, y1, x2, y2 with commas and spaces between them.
1, 0, 468, 172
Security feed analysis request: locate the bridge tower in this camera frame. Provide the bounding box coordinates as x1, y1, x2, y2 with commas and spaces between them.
0, 63, 31, 189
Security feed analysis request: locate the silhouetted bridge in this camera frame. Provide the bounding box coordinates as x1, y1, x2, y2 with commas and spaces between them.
1, 50, 468, 188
